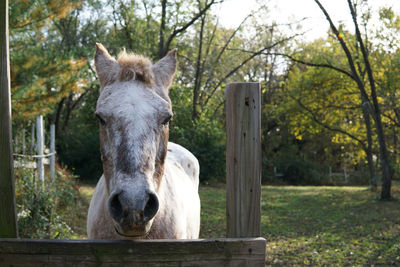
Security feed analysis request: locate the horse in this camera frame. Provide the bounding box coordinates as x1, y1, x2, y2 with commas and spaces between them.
87, 43, 200, 239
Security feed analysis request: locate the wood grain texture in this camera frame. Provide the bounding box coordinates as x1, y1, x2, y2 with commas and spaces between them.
226, 83, 261, 238
0, 238, 266, 266
0, 0, 18, 238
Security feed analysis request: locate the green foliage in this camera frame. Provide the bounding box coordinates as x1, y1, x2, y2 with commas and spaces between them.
10, 0, 87, 121
55, 83, 101, 181
58, 128, 102, 181
276, 154, 321, 185
14, 166, 80, 239
169, 85, 225, 182
10, 0, 400, 189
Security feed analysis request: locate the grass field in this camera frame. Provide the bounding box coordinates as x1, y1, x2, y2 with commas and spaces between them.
73, 181, 400, 266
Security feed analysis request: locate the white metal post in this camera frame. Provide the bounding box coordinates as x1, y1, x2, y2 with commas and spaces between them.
50, 124, 55, 181
36, 115, 44, 183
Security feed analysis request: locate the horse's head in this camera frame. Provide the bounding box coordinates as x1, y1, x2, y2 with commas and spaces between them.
94, 44, 176, 237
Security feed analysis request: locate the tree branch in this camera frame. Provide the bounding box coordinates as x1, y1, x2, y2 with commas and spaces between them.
268, 52, 355, 80
314, 0, 370, 104
201, 34, 301, 111
201, 12, 254, 104
162, 0, 221, 57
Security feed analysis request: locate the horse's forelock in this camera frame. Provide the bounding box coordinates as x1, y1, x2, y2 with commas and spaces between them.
117, 51, 154, 84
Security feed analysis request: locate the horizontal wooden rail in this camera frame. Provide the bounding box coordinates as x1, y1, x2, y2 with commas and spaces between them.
0, 237, 266, 266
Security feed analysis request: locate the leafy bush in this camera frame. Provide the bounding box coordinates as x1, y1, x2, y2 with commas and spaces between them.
56, 87, 102, 181
170, 116, 226, 183
169, 85, 226, 183
14, 166, 80, 239
281, 158, 321, 185
273, 145, 323, 185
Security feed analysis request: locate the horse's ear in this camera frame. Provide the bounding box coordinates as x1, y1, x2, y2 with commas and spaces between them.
152, 49, 177, 93
94, 43, 118, 87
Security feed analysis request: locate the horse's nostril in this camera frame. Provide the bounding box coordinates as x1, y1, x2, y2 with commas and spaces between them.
144, 192, 159, 222
109, 192, 123, 221
109, 190, 158, 225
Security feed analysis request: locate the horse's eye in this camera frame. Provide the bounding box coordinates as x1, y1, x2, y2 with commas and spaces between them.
96, 114, 106, 126
162, 115, 172, 126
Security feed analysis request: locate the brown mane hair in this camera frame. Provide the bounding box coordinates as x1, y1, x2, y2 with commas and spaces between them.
117, 51, 154, 84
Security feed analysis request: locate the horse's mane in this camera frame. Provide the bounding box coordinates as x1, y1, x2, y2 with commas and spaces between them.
117, 51, 154, 84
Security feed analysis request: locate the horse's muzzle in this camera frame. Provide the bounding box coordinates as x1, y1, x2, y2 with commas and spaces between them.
108, 188, 159, 236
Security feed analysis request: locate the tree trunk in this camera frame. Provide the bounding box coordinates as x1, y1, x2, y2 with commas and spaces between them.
346, 0, 391, 199
192, 12, 206, 120
54, 97, 66, 138
158, 0, 167, 59
362, 105, 377, 189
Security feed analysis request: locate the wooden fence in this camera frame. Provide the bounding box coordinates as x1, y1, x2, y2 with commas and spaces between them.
0, 2, 265, 264
0, 238, 266, 266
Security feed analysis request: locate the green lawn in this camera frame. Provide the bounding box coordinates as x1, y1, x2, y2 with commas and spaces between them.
200, 183, 400, 266
75, 182, 400, 266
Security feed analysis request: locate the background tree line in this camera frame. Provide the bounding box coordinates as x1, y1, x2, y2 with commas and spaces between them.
9, 0, 400, 199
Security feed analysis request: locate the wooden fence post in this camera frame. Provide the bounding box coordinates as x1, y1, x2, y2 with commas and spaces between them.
50, 124, 55, 181
36, 115, 44, 183
226, 82, 261, 238
0, 0, 18, 238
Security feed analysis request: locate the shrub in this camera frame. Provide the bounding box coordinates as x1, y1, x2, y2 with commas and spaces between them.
274, 146, 323, 185
14, 165, 80, 239
169, 86, 226, 183
170, 117, 226, 183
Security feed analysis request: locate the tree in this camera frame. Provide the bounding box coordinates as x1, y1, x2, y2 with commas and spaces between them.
312, 0, 391, 199
275, 35, 378, 189
9, 0, 85, 124
285, 47, 375, 178
158, 0, 221, 58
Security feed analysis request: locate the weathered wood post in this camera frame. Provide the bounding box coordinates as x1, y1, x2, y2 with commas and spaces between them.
50, 123, 55, 181
0, 0, 18, 238
36, 115, 44, 183
226, 82, 261, 238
